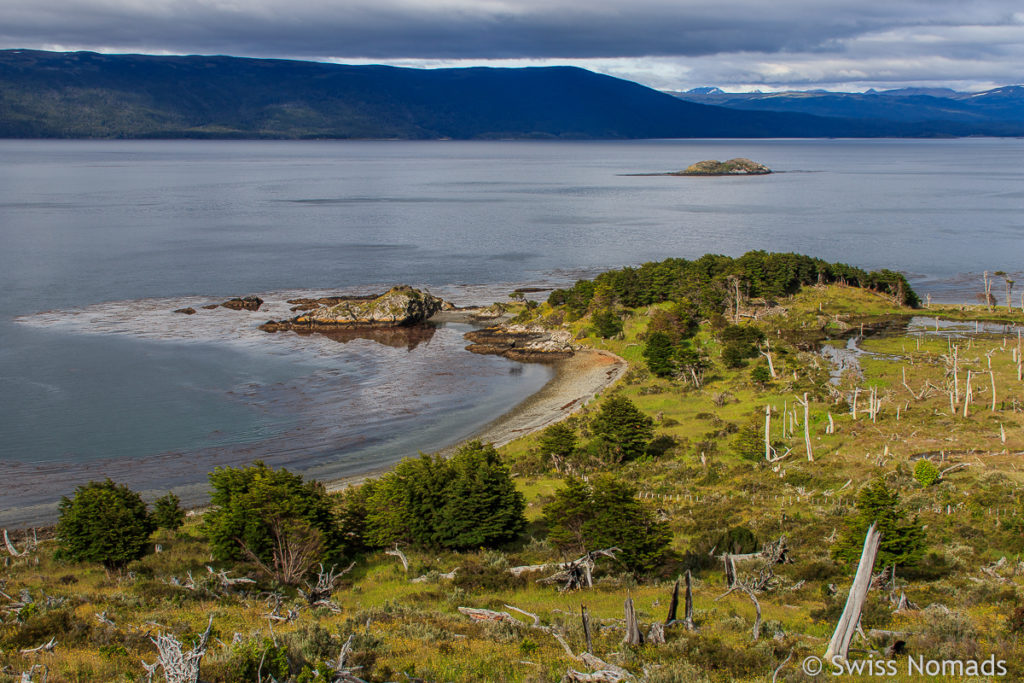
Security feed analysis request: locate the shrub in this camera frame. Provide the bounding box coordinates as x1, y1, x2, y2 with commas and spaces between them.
913, 459, 941, 487
645, 434, 677, 458
543, 475, 671, 573
204, 462, 342, 582
152, 492, 185, 531
750, 364, 773, 386
590, 396, 654, 464
56, 480, 155, 569
217, 638, 289, 683
716, 526, 758, 555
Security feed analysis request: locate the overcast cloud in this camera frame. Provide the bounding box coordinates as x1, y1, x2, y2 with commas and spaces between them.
1, 0, 1021, 91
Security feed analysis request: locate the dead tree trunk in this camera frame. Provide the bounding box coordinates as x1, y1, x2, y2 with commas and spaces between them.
623, 596, 644, 646
759, 343, 777, 379
684, 570, 695, 631
665, 579, 679, 625
824, 522, 882, 663
796, 393, 813, 462
581, 605, 593, 653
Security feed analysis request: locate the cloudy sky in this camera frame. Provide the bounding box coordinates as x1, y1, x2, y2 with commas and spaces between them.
1, 0, 1022, 92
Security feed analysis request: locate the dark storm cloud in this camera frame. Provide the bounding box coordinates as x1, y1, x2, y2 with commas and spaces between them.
0, 0, 1008, 59
0, 0, 1021, 90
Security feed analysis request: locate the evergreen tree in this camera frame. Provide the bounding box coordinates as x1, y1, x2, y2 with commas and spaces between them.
732, 414, 767, 461
833, 480, 926, 569
542, 477, 593, 553
543, 475, 671, 573
591, 309, 623, 338
365, 444, 526, 550
364, 453, 450, 548
204, 462, 341, 569
538, 422, 577, 460
152, 492, 185, 531
56, 480, 155, 569
642, 331, 677, 378
436, 441, 526, 549
590, 396, 654, 463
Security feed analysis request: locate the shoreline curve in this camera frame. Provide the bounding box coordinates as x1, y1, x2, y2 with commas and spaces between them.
323, 347, 627, 494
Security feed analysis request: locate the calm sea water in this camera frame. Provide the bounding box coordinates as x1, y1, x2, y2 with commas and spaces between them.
2, 138, 1021, 522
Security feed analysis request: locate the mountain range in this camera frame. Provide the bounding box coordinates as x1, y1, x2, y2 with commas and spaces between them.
670, 86, 1024, 130
1, 49, 1022, 139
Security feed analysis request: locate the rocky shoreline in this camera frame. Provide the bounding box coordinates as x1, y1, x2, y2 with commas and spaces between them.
464, 323, 576, 361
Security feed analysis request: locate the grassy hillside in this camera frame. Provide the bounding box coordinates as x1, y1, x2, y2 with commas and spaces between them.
3, 272, 1024, 681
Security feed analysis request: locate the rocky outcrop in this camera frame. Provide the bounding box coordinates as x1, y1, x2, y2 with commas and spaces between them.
287, 295, 370, 312
465, 324, 576, 361
261, 286, 444, 332
173, 307, 197, 315
676, 158, 772, 176
221, 296, 264, 311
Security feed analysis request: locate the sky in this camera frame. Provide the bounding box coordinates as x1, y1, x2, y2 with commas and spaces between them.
1, 0, 1022, 92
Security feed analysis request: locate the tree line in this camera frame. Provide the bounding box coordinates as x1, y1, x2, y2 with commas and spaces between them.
547, 251, 919, 318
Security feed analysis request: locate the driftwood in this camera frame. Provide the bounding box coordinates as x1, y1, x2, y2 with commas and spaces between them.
825, 522, 881, 663
726, 537, 791, 566
772, 651, 793, 683
4, 529, 37, 559
206, 565, 256, 589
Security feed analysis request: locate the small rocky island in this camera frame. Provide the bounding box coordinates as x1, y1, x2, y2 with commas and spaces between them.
259, 285, 445, 332
674, 157, 772, 176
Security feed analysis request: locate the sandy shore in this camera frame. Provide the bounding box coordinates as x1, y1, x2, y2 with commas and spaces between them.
324, 347, 626, 493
